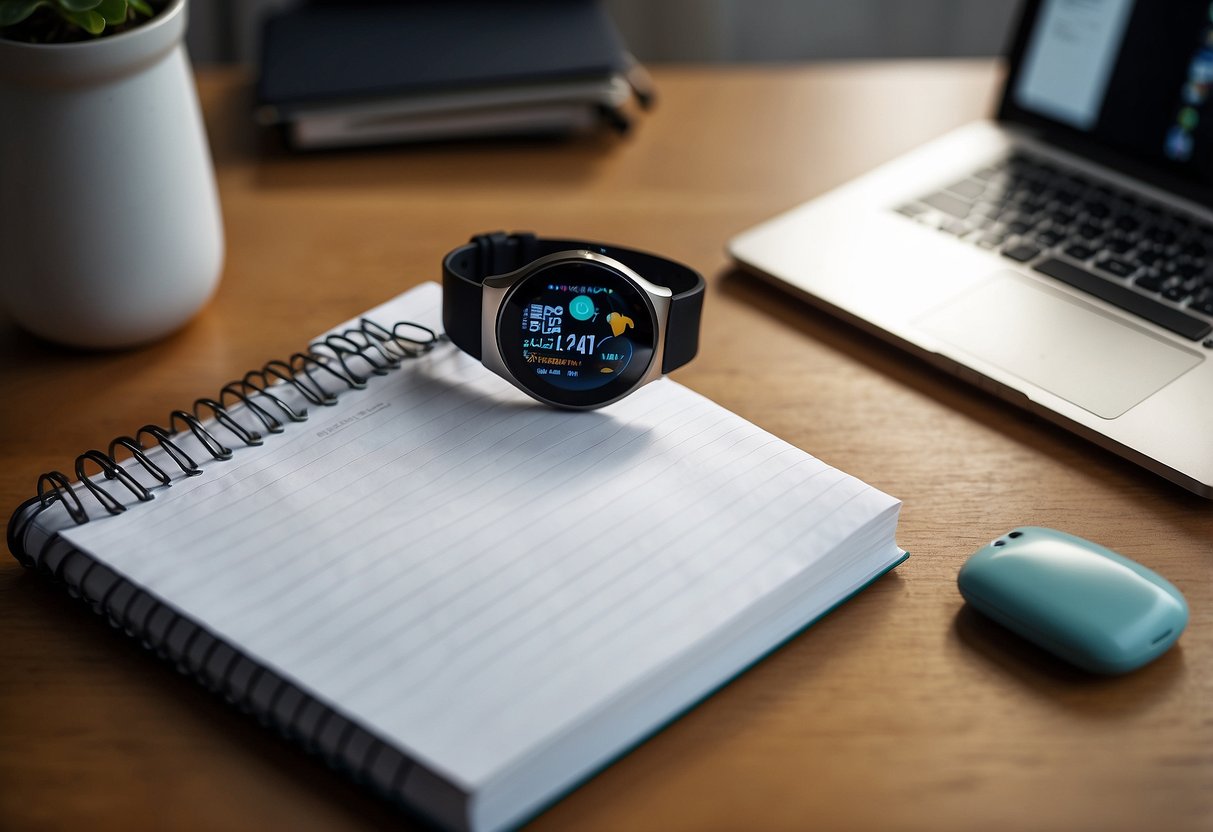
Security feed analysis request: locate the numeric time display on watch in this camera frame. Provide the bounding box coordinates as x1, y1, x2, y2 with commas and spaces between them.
518, 284, 638, 391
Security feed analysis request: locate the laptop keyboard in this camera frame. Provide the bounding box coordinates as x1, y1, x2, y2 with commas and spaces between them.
896, 152, 1213, 344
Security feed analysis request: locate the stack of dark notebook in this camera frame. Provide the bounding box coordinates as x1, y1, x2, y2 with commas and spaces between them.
256, 0, 653, 150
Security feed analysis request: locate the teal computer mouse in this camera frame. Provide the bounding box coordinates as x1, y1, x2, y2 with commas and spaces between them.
958, 527, 1188, 674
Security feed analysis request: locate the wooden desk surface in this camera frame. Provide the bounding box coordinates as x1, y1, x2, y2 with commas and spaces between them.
1, 63, 1210, 832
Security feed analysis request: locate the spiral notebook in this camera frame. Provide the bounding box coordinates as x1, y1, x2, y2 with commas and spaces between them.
6, 282, 905, 832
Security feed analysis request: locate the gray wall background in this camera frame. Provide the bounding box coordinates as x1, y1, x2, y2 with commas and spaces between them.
185, 1, 1023, 65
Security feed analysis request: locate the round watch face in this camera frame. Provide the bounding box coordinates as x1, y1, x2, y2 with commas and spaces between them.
496, 259, 658, 408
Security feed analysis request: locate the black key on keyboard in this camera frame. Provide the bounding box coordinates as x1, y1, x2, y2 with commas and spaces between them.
1135, 272, 1165, 292
1034, 258, 1213, 340
1064, 243, 1095, 261
1035, 228, 1065, 247
1019, 197, 1048, 215
1096, 258, 1136, 278
1166, 262, 1204, 279
1049, 208, 1078, 227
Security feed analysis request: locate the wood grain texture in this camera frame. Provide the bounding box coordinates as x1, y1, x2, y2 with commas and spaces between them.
1, 63, 1209, 832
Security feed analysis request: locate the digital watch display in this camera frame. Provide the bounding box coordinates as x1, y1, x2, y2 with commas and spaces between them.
442, 232, 705, 409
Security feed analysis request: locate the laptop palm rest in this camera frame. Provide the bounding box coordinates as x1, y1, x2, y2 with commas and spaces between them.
916, 272, 1202, 419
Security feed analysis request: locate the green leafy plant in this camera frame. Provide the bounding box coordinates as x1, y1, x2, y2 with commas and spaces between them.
0, 0, 157, 41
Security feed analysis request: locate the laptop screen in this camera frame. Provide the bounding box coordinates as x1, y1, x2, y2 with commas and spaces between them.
1000, 0, 1213, 205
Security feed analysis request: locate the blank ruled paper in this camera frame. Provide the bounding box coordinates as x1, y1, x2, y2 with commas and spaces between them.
60, 282, 902, 792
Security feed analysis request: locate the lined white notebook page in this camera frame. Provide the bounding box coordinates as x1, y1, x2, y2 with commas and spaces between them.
60, 282, 902, 792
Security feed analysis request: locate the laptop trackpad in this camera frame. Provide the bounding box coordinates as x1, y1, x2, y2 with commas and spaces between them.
917, 272, 1202, 419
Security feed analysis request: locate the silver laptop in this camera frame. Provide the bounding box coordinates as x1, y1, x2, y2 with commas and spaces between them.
729, 0, 1213, 498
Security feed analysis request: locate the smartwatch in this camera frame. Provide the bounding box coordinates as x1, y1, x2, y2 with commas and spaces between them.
442, 231, 705, 410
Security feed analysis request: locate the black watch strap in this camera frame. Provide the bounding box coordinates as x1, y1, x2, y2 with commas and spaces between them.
442, 231, 705, 373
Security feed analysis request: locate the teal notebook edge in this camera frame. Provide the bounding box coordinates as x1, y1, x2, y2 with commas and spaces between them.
508, 550, 911, 830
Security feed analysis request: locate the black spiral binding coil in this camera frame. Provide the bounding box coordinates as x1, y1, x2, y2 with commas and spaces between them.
5, 316, 444, 806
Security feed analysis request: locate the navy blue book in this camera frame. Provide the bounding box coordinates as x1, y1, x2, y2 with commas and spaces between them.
256, 0, 652, 147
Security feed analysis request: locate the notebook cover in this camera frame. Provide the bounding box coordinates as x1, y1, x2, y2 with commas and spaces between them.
257, 0, 628, 111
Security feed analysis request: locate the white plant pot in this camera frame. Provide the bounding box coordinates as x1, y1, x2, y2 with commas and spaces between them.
0, 0, 223, 349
